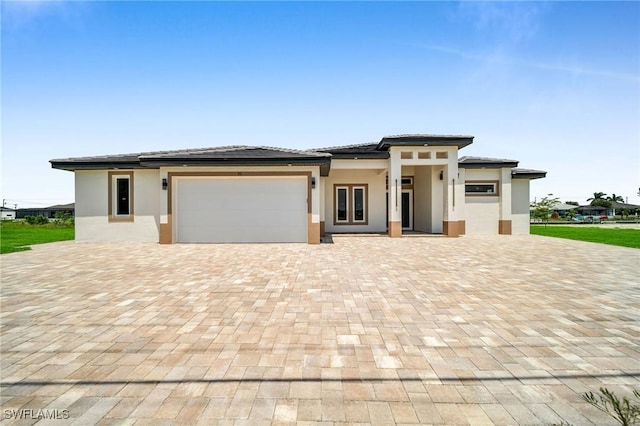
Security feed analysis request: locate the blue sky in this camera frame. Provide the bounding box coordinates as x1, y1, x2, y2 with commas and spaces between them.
2, 1, 639, 208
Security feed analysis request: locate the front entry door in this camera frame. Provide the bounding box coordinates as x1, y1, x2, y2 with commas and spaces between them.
402, 190, 413, 230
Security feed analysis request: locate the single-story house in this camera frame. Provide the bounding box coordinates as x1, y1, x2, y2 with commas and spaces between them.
576, 205, 609, 217
16, 203, 75, 219
1, 206, 16, 220
609, 201, 640, 216
50, 134, 546, 244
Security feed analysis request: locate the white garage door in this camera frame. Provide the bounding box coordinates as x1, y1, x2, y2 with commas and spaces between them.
176, 177, 307, 243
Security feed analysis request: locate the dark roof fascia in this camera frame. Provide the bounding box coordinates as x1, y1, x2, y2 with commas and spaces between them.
50, 160, 148, 171
377, 135, 474, 150
459, 161, 519, 169
329, 152, 389, 159
511, 169, 547, 179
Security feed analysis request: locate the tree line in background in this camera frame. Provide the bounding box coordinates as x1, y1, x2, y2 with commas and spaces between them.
531, 192, 638, 226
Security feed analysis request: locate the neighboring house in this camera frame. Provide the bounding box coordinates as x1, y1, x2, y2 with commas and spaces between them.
50, 134, 546, 244
1, 207, 16, 220
576, 205, 608, 217
552, 202, 580, 212
608, 201, 640, 216
16, 203, 75, 219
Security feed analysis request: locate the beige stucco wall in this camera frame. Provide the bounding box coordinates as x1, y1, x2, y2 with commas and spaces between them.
412, 166, 445, 233
323, 168, 387, 233
464, 168, 500, 234
511, 179, 531, 234
75, 169, 160, 242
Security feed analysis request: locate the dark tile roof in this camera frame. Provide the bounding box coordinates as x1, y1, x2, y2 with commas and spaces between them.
459, 158, 546, 179
459, 156, 520, 168
610, 201, 640, 209
378, 134, 474, 150
314, 143, 388, 159
51, 146, 331, 173
511, 168, 547, 179
140, 145, 330, 160
46, 203, 75, 210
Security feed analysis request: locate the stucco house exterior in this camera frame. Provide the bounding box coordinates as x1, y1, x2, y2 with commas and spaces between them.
50, 134, 546, 244
1, 206, 16, 221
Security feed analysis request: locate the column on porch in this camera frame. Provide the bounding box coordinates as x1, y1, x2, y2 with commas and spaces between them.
442, 156, 461, 237
388, 150, 402, 237
499, 168, 512, 234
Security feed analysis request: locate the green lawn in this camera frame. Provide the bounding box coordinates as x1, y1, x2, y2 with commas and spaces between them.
531, 225, 640, 249
0, 221, 75, 254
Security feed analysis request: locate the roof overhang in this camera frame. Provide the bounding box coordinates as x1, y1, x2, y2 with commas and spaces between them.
51, 157, 332, 176
458, 156, 520, 169
377, 134, 474, 150
511, 168, 547, 180
50, 160, 145, 171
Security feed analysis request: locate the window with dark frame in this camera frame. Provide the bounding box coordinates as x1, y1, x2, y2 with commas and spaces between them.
465, 181, 498, 195
353, 187, 365, 222
108, 171, 134, 221
116, 178, 130, 215
336, 187, 348, 222
334, 184, 368, 225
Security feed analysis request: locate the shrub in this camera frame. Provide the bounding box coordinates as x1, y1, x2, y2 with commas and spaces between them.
24, 215, 49, 225
53, 211, 73, 226
583, 387, 640, 426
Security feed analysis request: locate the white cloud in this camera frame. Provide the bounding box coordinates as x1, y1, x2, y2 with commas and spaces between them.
456, 1, 547, 43
418, 44, 640, 83
1, 0, 90, 31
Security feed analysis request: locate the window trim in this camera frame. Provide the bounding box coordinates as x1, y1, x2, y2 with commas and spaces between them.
108, 171, 134, 222
333, 184, 368, 225
335, 186, 349, 223
465, 180, 499, 196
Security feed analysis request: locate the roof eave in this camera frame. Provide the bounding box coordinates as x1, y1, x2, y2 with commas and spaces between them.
512, 171, 547, 180
459, 162, 520, 169
377, 135, 474, 151
330, 153, 390, 159
50, 160, 146, 171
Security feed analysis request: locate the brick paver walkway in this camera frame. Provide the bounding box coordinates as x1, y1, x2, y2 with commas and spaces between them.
1, 235, 638, 425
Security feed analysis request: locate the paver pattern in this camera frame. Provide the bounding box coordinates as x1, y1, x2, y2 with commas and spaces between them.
1, 234, 639, 425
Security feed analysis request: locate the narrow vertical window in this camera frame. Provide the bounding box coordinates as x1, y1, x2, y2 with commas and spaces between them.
336, 187, 348, 222
353, 187, 365, 222
108, 171, 134, 222
116, 178, 130, 215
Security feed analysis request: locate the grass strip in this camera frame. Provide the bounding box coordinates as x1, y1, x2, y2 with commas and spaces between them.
0, 222, 74, 254
531, 225, 640, 249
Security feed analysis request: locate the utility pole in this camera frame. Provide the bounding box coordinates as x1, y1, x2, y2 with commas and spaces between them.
2, 199, 5, 208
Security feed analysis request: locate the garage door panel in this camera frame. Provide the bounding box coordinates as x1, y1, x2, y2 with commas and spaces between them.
176, 177, 307, 243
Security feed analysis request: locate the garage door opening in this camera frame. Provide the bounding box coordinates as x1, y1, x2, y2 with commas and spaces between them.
175, 176, 308, 243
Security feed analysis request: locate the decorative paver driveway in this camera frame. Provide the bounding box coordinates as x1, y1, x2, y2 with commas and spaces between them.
1, 235, 639, 425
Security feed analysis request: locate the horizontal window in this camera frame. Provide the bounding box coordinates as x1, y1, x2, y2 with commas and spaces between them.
465, 181, 499, 196
334, 184, 368, 225
385, 176, 413, 187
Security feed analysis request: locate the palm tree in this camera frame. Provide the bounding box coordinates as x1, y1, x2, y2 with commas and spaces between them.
586, 192, 611, 208
587, 192, 607, 204
607, 194, 625, 218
